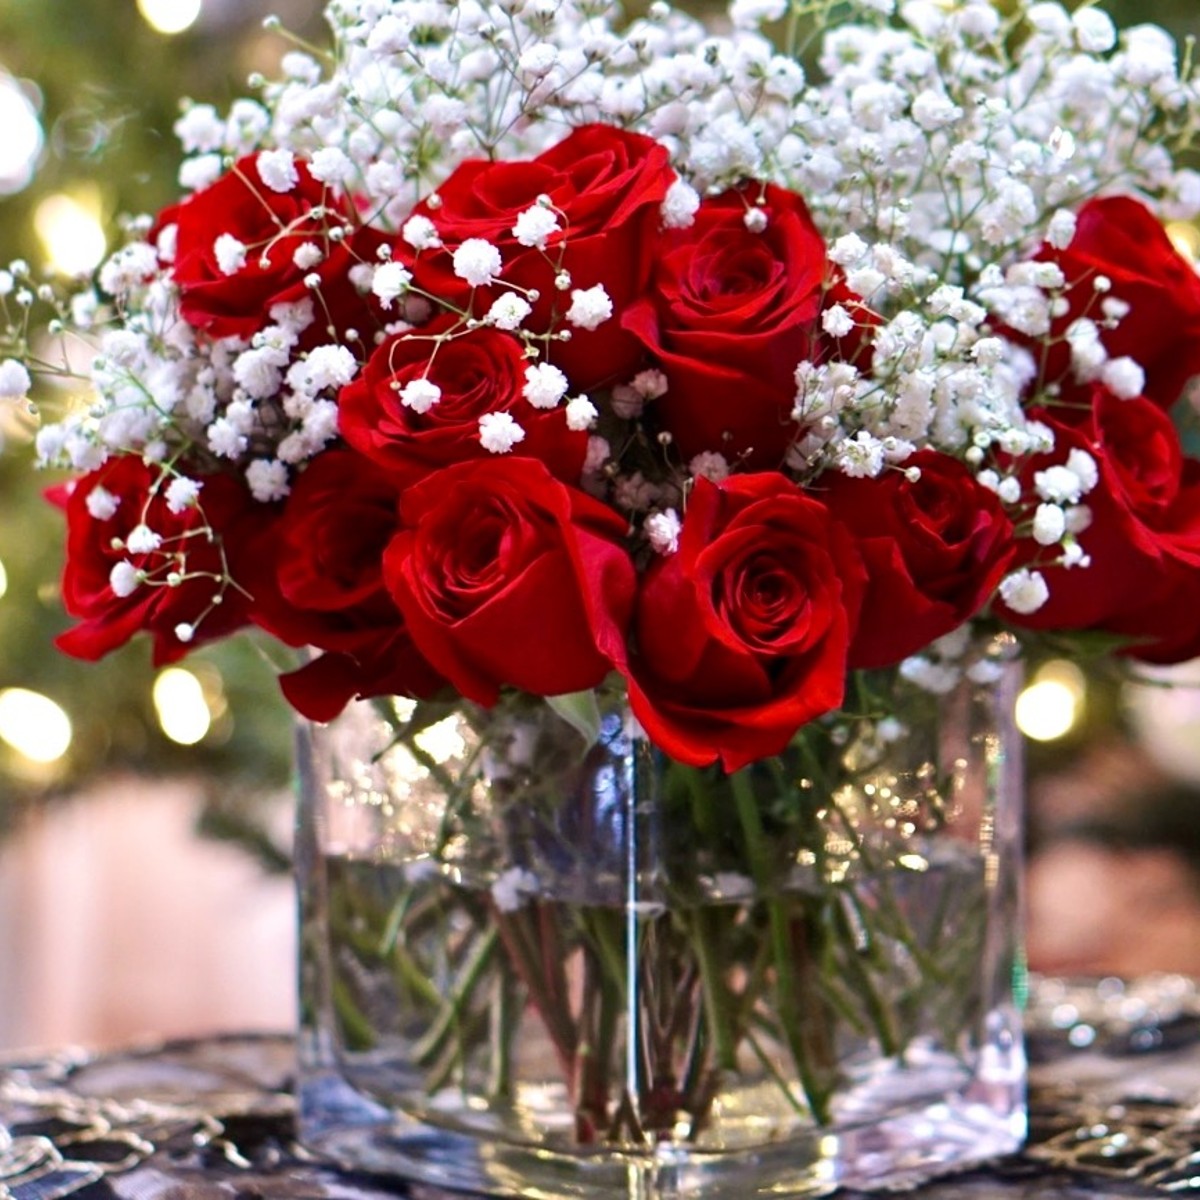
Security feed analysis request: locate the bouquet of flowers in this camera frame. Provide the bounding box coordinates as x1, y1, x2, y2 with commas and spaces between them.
6, 0, 1200, 1190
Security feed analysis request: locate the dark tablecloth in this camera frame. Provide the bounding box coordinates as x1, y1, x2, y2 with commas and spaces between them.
3, 1015, 1199, 1200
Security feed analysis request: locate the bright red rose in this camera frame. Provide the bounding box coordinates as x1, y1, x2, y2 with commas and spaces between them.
383, 457, 636, 705
624, 474, 866, 772
622, 183, 865, 469
158, 153, 372, 342
54, 456, 267, 665
244, 450, 444, 720
1002, 386, 1200, 661
1034, 196, 1200, 409
824, 451, 1016, 669
402, 124, 675, 389
338, 320, 586, 485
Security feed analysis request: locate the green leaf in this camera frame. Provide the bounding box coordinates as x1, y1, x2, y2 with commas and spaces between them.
546, 689, 602, 748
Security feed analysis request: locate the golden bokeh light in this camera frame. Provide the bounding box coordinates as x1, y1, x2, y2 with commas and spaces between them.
0, 688, 73, 763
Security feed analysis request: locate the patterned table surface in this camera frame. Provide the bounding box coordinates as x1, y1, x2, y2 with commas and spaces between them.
4, 978, 1200, 1200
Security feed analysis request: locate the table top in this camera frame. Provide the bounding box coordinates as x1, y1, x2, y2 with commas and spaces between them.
3, 1009, 1199, 1200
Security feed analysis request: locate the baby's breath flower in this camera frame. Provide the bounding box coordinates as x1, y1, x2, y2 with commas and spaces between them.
109, 562, 141, 599
645, 508, 682, 555
486, 293, 532, 330
661, 179, 700, 229
453, 239, 503, 288
0, 359, 32, 400
523, 363, 569, 409
126, 524, 163, 555
512, 203, 560, 250
165, 477, 202, 514
479, 411, 526, 453
214, 234, 248, 276
256, 148, 299, 193
85, 486, 120, 521
246, 458, 291, 502
1032, 503, 1066, 546
565, 284, 612, 330
401, 214, 442, 251
998, 568, 1050, 615
400, 378, 441, 414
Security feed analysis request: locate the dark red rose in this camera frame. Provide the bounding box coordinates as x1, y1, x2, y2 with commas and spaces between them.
244, 449, 444, 720
1034, 196, 1200, 409
624, 474, 865, 772
824, 451, 1016, 669
622, 183, 865, 469
383, 457, 636, 704
338, 319, 586, 485
1002, 386, 1200, 661
53, 456, 268, 665
402, 124, 676, 389
158, 153, 372, 342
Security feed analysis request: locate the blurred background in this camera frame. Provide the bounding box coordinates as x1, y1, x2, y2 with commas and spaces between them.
1, 0, 1200, 1052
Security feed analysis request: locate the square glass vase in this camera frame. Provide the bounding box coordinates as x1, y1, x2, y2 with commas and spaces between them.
294, 664, 1025, 1198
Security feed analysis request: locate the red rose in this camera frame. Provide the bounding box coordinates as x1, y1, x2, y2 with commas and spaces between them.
403, 124, 675, 389
622, 183, 862, 469
1002, 387, 1200, 661
1035, 196, 1200, 409
54, 456, 267, 665
625, 474, 865, 772
244, 450, 444, 720
338, 320, 586, 485
158, 153, 372, 342
383, 457, 636, 704
824, 452, 1016, 669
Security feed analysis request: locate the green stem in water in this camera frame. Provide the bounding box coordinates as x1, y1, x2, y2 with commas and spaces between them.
413, 925, 499, 1068
690, 906, 740, 1074
730, 769, 834, 1126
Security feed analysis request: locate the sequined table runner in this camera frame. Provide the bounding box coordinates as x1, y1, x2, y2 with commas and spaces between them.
4, 977, 1200, 1200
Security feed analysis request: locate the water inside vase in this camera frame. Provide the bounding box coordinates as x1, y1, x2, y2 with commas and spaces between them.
316, 843, 1000, 1155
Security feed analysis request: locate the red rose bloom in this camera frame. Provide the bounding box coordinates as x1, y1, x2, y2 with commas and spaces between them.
402, 124, 675, 389
383, 457, 636, 705
54, 456, 268, 665
824, 451, 1016, 669
158, 153, 370, 341
1002, 386, 1200, 661
625, 474, 865, 772
245, 450, 444, 720
1035, 196, 1200, 409
338, 320, 586, 485
622, 183, 862, 469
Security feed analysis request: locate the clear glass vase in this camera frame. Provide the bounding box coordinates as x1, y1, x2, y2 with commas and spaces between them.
295, 656, 1025, 1198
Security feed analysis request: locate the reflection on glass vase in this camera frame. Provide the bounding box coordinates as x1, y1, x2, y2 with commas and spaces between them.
295, 651, 1025, 1198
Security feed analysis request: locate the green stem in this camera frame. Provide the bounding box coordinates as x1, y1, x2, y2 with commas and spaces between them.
413, 926, 499, 1067
831, 899, 900, 1058
730, 770, 834, 1126
690, 906, 740, 1074
488, 969, 518, 1099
